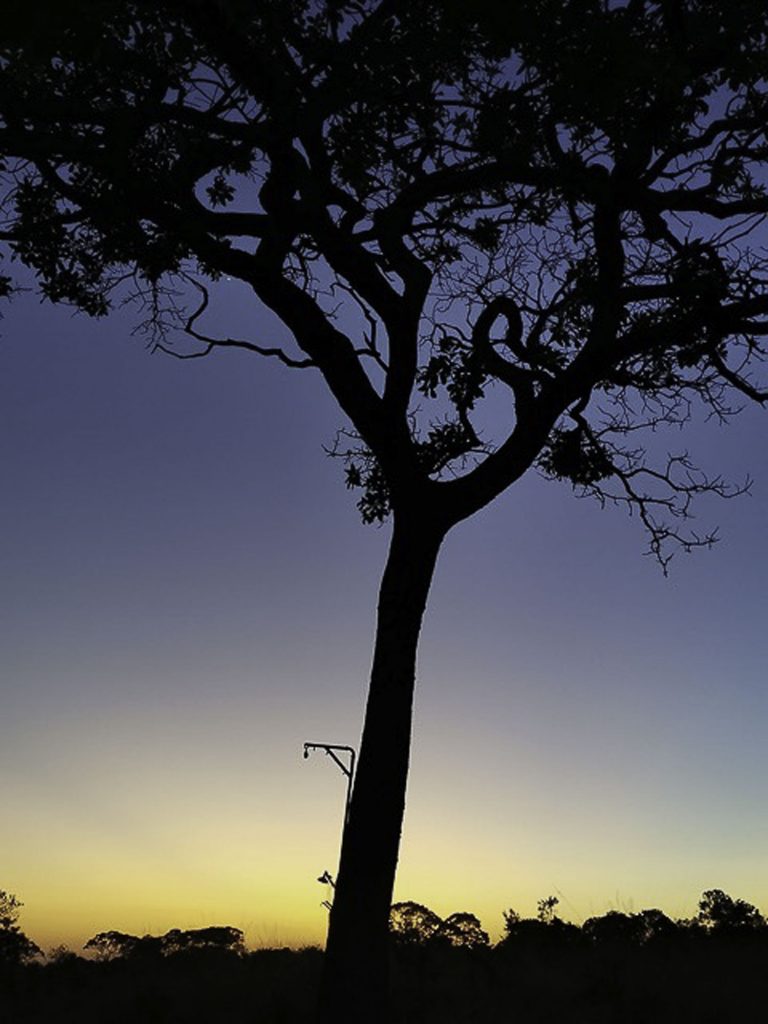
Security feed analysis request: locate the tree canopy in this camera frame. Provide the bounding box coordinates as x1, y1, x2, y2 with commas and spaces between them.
2, 0, 768, 567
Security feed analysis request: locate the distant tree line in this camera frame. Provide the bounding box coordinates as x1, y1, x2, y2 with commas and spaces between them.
389, 888, 768, 950
4, 887, 768, 1022
82, 925, 245, 961
3, 886, 768, 968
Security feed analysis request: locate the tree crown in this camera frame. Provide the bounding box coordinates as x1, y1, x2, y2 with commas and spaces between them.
2, 0, 768, 563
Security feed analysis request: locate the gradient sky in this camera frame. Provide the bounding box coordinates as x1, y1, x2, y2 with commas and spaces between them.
2, 271, 767, 954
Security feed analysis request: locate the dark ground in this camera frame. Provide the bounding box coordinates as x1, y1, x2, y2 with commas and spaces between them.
2, 933, 766, 1024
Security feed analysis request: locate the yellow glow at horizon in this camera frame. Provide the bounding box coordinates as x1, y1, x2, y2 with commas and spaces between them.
9, 800, 332, 950
9, 672, 768, 953
5, 702, 345, 951
11, 770, 768, 954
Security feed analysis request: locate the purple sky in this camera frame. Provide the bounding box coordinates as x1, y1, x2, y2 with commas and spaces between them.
2, 275, 767, 950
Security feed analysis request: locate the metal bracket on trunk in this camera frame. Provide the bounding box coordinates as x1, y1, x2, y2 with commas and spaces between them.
302, 741, 356, 825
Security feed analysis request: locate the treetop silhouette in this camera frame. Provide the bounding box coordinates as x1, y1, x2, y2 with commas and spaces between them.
83, 925, 246, 961
0, 890, 41, 967
389, 902, 490, 949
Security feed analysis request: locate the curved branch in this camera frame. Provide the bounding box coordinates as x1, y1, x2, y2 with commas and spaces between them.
710, 349, 768, 404
471, 296, 538, 403
156, 277, 315, 368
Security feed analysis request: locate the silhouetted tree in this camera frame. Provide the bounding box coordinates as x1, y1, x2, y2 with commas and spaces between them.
162, 926, 246, 958
0, 891, 41, 966
83, 930, 159, 961
580, 907, 682, 949
84, 925, 246, 961
389, 902, 444, 946
583, 909, 648, 946
635, 908, 678, 944
389, 902, 490, 949
537, 896, 560, 925
440, 912, 490, 950
46, 944, 81, 965
4, 2, 768, 1019
0, 890, 22, 932
500, 902, 581, 951
695, 889, 765, 935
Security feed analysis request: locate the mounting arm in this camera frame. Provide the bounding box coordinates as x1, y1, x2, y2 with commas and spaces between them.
303, 742, 357, 825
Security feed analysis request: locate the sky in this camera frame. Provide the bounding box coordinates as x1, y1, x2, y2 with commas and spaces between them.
2, 272, 767, 953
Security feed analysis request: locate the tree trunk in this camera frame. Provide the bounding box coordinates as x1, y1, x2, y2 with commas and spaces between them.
317, 511, 446, 1024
